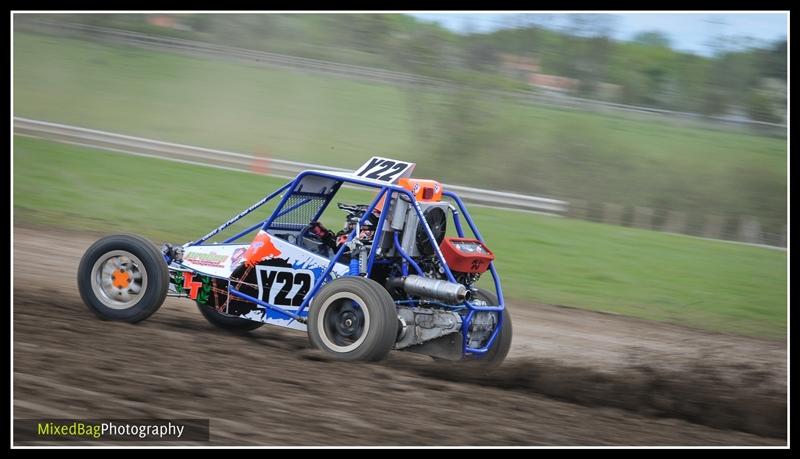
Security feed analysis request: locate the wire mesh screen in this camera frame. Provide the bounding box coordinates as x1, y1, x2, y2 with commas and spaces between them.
269, 194, 327, 231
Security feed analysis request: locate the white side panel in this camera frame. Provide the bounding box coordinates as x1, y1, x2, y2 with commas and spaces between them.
268, 235, 350, 278
250, 236, 349, 330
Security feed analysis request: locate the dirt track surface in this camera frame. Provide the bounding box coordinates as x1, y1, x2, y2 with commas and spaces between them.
13, 226, 787, 446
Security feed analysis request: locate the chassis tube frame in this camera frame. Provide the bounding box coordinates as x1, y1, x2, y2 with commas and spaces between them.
185, 170, 505, 356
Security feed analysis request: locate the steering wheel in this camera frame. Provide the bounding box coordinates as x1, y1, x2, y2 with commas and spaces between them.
297, 224, 333, 257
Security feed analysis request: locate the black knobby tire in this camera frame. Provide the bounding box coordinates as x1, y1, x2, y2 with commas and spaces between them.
197, 303, 264, 332
307, 277, 398, 362
77, 234, 169, 323
456, 289, 513, 371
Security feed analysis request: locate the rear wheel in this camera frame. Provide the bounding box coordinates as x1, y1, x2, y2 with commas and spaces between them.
77, 234, 169, 323
308, 277, 398, 361
197, 303, 264, 332
441, 289, 512, 371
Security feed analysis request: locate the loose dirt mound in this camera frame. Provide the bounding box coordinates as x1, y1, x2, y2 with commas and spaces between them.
409, 355, 786, 438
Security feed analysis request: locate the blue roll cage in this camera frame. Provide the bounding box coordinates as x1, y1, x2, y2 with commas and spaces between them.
182, 170, 505, 356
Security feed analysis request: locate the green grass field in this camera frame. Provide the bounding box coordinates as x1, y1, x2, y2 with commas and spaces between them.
12, 32, 787, 233
13, 136, 787, 339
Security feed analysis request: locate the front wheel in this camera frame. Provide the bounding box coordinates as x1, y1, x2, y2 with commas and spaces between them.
77, 234, 169, 323
307, 277, 398, 362
439, 289, 512, 372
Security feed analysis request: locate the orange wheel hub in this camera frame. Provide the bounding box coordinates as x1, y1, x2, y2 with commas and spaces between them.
111, 268, 131, 289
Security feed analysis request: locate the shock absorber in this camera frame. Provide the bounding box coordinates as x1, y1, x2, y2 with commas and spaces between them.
359, 248, 369, 276
345, 239, 371, 276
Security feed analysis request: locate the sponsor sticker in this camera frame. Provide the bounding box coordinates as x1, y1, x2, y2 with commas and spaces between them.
183, 251, 228, 268
230, 247, 246, 268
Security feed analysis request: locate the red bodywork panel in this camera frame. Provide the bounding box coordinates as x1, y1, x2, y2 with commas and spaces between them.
439, 237, 495, 274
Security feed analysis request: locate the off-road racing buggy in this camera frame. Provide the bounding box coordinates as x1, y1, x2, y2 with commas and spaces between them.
78, 157, 511, 367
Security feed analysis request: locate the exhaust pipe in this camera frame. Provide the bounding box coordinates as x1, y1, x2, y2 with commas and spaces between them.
387, 275, 471, 304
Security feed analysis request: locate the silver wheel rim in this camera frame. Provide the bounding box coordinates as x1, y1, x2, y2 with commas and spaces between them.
317, 292, 371, 353
90, 250, 148, 310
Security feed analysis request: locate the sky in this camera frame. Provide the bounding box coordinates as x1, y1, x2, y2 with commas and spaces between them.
408, 12, 788, 56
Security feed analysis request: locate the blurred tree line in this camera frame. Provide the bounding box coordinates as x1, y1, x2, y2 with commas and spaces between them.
15, 13, 787, 242
48, 13, 787, 123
